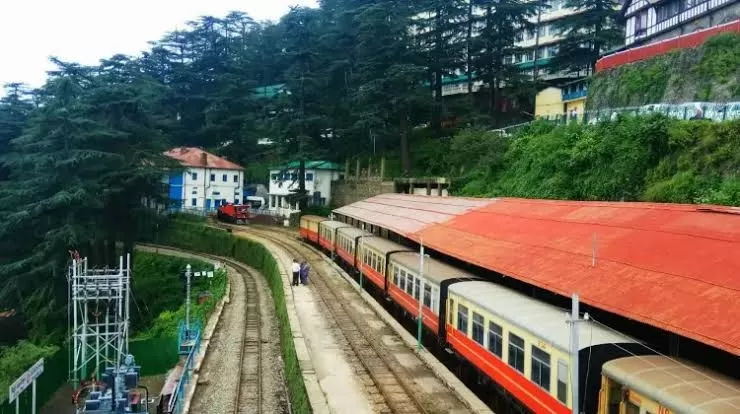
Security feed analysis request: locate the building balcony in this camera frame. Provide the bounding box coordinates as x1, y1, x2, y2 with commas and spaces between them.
562, 89, 588, 102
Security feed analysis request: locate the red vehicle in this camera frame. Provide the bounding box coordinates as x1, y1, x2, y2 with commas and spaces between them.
216, 203, 250, 224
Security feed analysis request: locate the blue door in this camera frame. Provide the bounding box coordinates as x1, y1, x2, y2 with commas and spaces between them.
215, 200, 221, 208
168, 173, 184, 208
206, 199, 212, 210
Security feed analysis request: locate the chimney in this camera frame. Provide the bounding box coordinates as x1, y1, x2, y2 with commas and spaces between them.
200, 152, 207, 166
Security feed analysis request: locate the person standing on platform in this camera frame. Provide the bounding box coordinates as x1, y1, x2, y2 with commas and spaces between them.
300, 260, 311, 285
292, 259, 300, 286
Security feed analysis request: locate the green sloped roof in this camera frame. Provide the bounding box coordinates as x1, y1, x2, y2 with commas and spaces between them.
254, 83, 287, 98
271, 160, 343, 171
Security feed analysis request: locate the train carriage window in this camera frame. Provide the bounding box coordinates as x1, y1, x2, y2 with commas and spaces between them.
399, 270, 407, 290
423, 284, 432, 308
431, 287, 440, 314
508, 334, 525, 373
406, 274, 414, 295
393, 267, 400, 286
457, 305, 469, 335
557, 360, 568, 404
471, 313, 485, 345
413, 278, 420, 300
487, 322, 503, 357
531, 346, 551, 390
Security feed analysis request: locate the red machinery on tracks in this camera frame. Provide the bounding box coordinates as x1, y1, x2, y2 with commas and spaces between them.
216, 203, 250, 224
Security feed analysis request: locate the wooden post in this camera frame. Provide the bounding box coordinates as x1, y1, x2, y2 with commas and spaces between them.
380, 157, 385, 181
355, 158, 360, 181
368, 157, 372, 179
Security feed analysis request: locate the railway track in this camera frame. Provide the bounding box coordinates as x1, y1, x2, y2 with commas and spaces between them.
139, 245, 268, 414
231, 226, 431, 414
230, 258, 263, 414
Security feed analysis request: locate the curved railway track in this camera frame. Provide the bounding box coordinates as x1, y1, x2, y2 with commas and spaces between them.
228, 225, 437, 414
140, 245, 271, 414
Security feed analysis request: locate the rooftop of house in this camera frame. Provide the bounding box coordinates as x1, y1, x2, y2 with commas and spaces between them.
163, 147, 244, 171
270, 160, 343, 171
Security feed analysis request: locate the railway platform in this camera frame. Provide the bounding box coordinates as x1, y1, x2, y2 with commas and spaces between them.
233, 227, 491, 414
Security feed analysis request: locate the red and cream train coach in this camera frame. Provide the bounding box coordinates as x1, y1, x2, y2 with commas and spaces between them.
298, 215, 326, 243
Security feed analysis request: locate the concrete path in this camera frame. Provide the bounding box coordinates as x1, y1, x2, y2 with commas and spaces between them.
237, 230, 374, 414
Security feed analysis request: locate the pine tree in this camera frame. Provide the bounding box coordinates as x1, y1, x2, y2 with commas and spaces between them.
472, 0, 539, 122
0, 84, 34, 182
551, 0, 623, 74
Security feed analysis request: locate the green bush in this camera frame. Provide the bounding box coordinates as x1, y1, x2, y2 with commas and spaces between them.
0, 341, 58, 402
131, 252, 215, 334
139, 220, 311, 414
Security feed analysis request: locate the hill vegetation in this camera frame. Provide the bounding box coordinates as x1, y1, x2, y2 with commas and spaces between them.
588, 33, 740, 108
440, 115, 740, 205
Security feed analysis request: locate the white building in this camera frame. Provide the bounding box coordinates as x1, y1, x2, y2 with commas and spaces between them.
267, 161, 343, 215
163, 147, 245, 211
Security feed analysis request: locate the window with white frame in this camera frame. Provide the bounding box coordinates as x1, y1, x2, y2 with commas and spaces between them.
457, 304, 469, 334
488, 322, 503, 357
472, 312, 485, 345
531, 346, 551, 390
508, 333, 525, 373
557, 359, 568, 404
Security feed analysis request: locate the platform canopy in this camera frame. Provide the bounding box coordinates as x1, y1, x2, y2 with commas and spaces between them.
335, 194, 740, 356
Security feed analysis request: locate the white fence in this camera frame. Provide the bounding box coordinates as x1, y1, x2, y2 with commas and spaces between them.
538, 101, 740, 125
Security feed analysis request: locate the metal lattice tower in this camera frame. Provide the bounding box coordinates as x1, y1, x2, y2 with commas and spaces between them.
67, 253, 132, 387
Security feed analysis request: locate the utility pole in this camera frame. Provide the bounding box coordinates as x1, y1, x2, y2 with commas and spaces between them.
359, 224, 365, 293
568, 293, 588, 414
185, 264, 192, 333
417, 242, 425, 351
329, 213, 336, 261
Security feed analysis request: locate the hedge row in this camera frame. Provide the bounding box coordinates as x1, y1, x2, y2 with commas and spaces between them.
140, 218, 311, 414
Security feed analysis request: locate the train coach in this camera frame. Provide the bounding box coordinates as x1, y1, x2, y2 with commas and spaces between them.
299, 215, 326, 243
317, 219, 351, 252
299, 218, 740, 414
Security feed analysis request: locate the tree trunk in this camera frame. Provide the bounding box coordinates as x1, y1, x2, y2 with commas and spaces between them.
298, 159, 307, 210
399, 115, 412, 176
106, 233, 116, 267
466, 0, 474, 108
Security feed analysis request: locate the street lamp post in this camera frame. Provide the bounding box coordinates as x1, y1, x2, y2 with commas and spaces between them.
185, 264, 192, 333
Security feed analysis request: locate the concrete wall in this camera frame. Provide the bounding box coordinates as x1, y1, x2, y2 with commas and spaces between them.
535, 87, 564, 117
331, 179, 396, 208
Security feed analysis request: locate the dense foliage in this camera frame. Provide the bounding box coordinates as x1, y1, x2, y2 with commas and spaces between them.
131, 251, 223, 337
588, 33, 740, 108
449, 115, 740, 205
0, 1, 578, 342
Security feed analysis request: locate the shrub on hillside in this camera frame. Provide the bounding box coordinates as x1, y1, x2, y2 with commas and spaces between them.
449, 115, 740, 206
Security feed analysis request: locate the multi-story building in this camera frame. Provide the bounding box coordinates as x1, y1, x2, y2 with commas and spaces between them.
267, 161, 343, 215
623, 0, 738, 46
596, 1, 738, 71
509, 0, 594, 80
163, 147, 244, 211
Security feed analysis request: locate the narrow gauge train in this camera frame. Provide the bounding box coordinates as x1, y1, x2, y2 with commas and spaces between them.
300, 215, 740, 414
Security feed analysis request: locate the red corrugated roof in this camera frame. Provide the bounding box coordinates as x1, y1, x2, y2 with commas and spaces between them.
334, 193, 490, 234
164, 147, 243, 170
335, 195, 740, 356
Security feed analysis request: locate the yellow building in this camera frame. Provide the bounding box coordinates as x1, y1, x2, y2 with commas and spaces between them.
535, 78, 589, 121
534, 87, 564, 118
